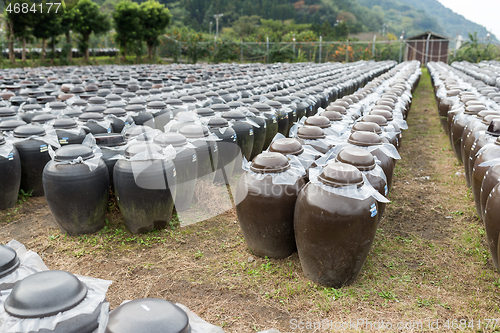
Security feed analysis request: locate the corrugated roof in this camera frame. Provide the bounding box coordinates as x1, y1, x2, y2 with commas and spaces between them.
406, 31, 450, 41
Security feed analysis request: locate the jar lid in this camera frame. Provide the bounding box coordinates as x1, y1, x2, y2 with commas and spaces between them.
376, 99, 395, 108
0, 107, 16, 117
179, 124, 209, 138
320, 111, 343, 122
53, 118, 78, 129
208, 117, 229, 128
0, 245, 20, 278
478, 111, 500, 121
104, 298, 190, 333
31, 114, 56, 124
95, 133, 126, 147
125, 104, 146, 113
251, 103, 271, 112
265, 100, 282, 109
210, 104, 230, 112
341, 97, 353, 105
296, 125, 326, 140
335, 147, 376, 171
196, 108, 215, 117
104, 108, 126, 117
222, 110, 246, 121
88, 96, 106, 105
4, 270, 88, 318
147, 101, 167, 109
362, 115, 388, 127
352, 122, 382, 135
347, 131, 382, 147
318, 162, 364, 188
55, 144, 94, 161
381, 94, 398, 103
250, 152, 290, 173
180, 96, 197, 104
304, 116, 331, 128
486, 119, 500, 136
23, 104, 43, 112
0, 119, 26, 131
269, 138, 304, 156
129, 98, 146, 105
105, 94, 122, 102
125, 143, 163, 158
72, 99, 88, 107
13, 124, 46, 138
85, 105, 106, 113
49, 101, 67, 110
227, 101, 244, 109
274, 97, 292, 105
325, 105, 347, 114
464, 105, 486, 115
153, 132, 187, 148
446, 89, 461, 97
369, 110, 393, 121
329, 99, 350, 107
465, 100, 485, 108
79, 113, 104, 121
371, 105, 392, 113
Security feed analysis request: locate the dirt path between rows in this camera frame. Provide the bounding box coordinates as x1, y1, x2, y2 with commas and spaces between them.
1, 68, 498, 332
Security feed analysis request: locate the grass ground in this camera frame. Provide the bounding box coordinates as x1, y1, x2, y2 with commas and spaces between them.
1, 68, 499, 332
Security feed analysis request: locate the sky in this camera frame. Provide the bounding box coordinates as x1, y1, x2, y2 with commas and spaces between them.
437, 0, 500, 41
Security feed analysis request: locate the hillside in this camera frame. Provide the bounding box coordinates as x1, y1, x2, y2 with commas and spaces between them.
398, 0, 495, 41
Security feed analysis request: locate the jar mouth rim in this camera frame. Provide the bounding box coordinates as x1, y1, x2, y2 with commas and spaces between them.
250, 163, 291, 174
318, 173, 364, 188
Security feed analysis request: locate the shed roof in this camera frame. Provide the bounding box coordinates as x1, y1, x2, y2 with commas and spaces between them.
406, 31, 450, 41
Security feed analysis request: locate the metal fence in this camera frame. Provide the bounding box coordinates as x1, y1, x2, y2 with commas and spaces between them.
157, 36, 455, 64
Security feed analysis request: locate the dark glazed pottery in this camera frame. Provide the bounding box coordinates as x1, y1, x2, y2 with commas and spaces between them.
0, 136, 21, 210
235, 152, 305, 258
43, 144, 109, 235
294, 162, 378, 287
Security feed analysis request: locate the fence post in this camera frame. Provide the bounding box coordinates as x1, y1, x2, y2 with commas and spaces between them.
345, 39, 349, 63
372, 35, 376, 58
319, 35, 322, 63
266, 37, 269, 64
240, 40, 243, 63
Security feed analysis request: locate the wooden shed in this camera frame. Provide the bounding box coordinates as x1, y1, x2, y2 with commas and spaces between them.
405, 31, 450, 64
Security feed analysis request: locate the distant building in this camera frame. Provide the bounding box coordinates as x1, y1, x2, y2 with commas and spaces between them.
405, 31, 450, 64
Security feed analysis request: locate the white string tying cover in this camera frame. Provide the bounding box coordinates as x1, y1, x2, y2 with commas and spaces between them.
308, 166, 390, 203
241, 154, 306, 186
5, 124, 61, 149
0, 239, 48, 291
0, 141, 15, 159
47, 134, 103, 172
0, 275, 112, 333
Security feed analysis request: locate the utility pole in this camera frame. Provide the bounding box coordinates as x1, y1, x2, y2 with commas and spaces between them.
209, 22, 212, 35
399, 31, 405, 63
292, 34, 296, 57
319, 35, 322, 63
214, 14, 224, 38
266, 37, 269, 64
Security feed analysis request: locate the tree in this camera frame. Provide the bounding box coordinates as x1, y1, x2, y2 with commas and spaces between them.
32, 1, 64, 63
139, 0, 171, 61
113, 0, 143, 61
72, 0, 111, 62
3, 0, 37, 63
60, 8, 76, 63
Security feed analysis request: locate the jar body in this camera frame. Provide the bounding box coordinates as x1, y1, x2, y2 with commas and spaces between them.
484, 182, 500, 270
14, 139, 53, 197
235, 173, 305, 259
172, 147, 198, 212
472, 144, 500, 217
114, 159, 176, 233
294, 183, 378, 288
43, 160, 109, 235
0, 147, 21, 210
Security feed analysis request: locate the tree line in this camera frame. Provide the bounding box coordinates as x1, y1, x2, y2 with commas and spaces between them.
3, 0, 171, 64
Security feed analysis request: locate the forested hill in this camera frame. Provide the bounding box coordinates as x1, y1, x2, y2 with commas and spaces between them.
92, 0, 493, 41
